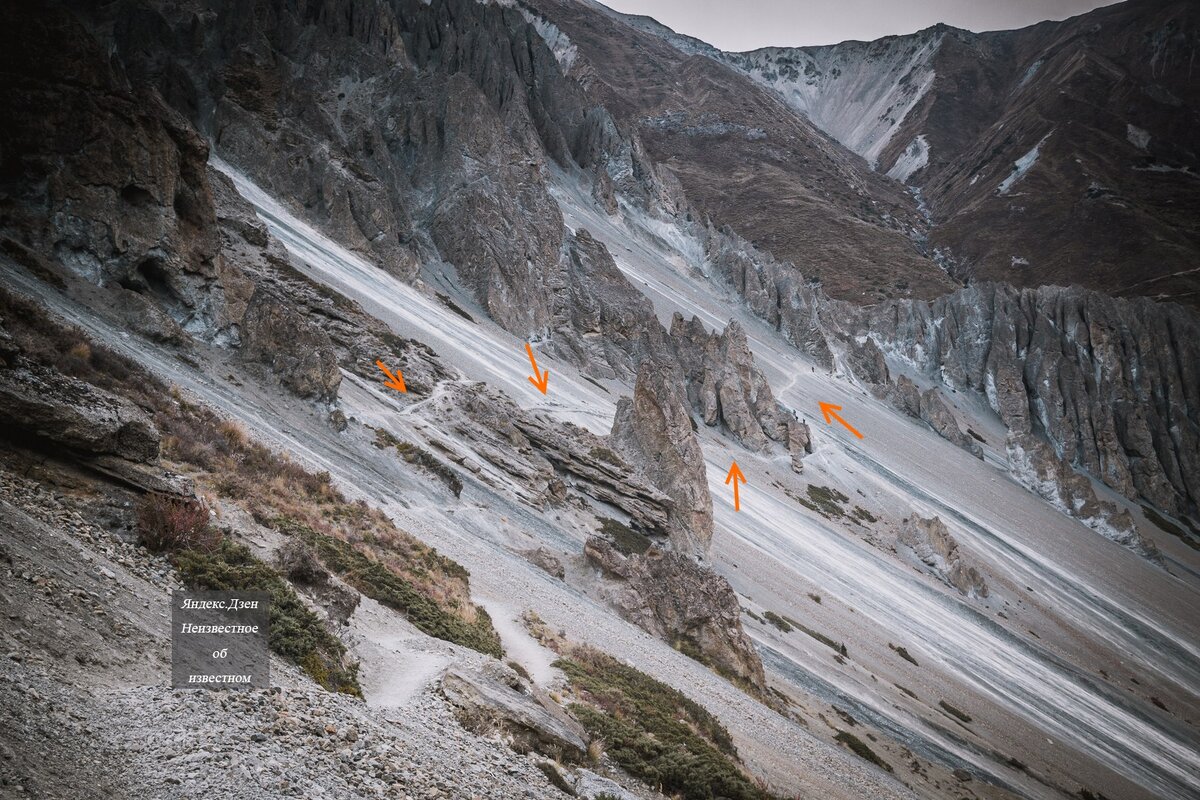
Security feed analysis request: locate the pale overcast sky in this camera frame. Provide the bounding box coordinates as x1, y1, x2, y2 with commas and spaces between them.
600, 0, 1125, 50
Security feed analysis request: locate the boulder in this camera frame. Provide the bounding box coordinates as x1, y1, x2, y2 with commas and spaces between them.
572, 769, 638, 800
526, 547, 566, 580
898, 516, 988, 598
440, 663, 588, 762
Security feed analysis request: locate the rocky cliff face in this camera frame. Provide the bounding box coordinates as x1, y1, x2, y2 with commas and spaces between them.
884, 376, 983, 460
860, 283, 1200, 517
584, 538, 766, 691
93, 0, 675, 385
698, 223, 835, 367
0, 4, 248, 342
549, 228, 667, 380
610, 360, 713, 556
670, 314, 811, 469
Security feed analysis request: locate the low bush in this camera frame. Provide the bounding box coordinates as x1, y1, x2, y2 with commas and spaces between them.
834, 730, 891, 772
556, 646, 773, 800
938, 700, 973, 724
599, 517, 652, 556
762, 611, 793, 633
889, 643, 919, 666
793, 621, 847, 657
136, 494, 222, 554
173, 540, 360, 696
276, 538, 328, 585
851, 506, 877, 523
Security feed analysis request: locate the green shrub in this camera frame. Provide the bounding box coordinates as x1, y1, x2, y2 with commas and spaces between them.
278, 518, 502, 658
599, 517, 652, 556
834, 730, 891, 772
798, 485, 849, 518
794, 622, 846, 656
938, 700, 973, 724
851, 506, 877, 523
556, 647, 772, 800
762, 611, 793, 633
889, 643, 919, 666
172, 540, 360, 696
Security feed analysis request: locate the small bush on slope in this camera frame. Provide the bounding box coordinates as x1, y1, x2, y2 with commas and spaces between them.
136, 493, 222, 553
276, 518, 502, 658
834, 730, 891, 773
173, 540, 361, 696
555, 645, 775, 800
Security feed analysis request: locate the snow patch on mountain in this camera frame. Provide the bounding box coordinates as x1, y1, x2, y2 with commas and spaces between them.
1017, 58, 1044, 88
998, 131, 1053, 194
720, 30, 943, 166
518, 8, 578, 71
886, 135, 929, 183
1126, 123, 1151, 150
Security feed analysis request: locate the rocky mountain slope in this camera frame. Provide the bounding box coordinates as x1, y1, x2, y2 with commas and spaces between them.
1, 1, 1198, 800
633, 0, 1200, 307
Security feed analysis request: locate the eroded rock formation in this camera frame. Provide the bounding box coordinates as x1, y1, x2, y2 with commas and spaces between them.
584, 538, 766, 692
863, 284, 1199, 517
610, 360, 713, 555
898, 516, 988, 598
1006, 432, 1157, 559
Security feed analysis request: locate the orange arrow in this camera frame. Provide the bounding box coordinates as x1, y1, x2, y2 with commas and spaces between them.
819, 401, 863, 439
375, 360, 407, 393
724, 461, 747, 512
525, 342, 549, 394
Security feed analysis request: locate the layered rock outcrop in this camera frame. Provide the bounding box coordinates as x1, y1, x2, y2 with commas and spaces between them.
898, 516, 988, 598
584, 538, 766, 692
610, 360, 713, 555
0, 361, 160, 464
419, 381, 672, 533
